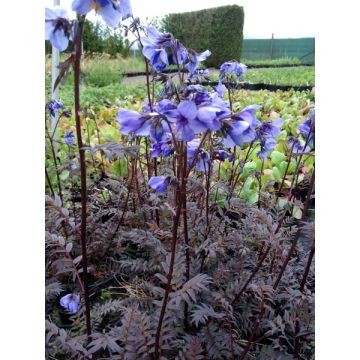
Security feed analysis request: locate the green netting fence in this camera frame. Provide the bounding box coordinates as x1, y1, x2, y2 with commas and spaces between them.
242, 38, 315, 64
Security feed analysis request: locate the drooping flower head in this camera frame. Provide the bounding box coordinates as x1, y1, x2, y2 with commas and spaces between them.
60, 293, 80, 313
116, 110, 152, 137
72, 0, 132, 28
256, 118, 283, 158
150, 137, 174, 158
148, 176, 170, 193
214, 81, 227, 98
287, 136, 310, 154
298, 109, 315, 148
214, 149, 229, 161
141, 26, 173, 73
117, 100, 178, 142
172, 39, 188, 65
185, 49, 212, 74
184, 86, 231, 132
219, 61, 248, 80
45, 7, 72, 52
187, 139, 210, 173
188, 69, 210, 82
222, 105, 262, 147
47, 99, 64, 117
144, 26, 173, 47
63, 131, 76, 146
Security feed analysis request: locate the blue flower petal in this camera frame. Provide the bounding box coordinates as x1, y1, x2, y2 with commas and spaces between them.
120, 0, 133, 20
50, 28, 69, 52
178, 101, 197, 121
71, 0, 92, 15
148, 176, 169, 193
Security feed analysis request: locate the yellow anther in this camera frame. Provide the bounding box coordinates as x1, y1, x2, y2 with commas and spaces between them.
90, 1, 101, 12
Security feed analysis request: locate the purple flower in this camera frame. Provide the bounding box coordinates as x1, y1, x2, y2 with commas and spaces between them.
116, 109, 152, 137
47, 99, 63, 117
187, 139, 210, 172
71, 0, 132, 28
186, 85, 212, 106
184, 88, 231, 132
174, 101, 198, 141
150, 139, 173, 158
298, 109, 315, 148
215, 81, 227, 98
256, 118, 283, 139
144, 26, 173, 47
187, 138, 200, 158
258, 138, 277, 159
228, 153, 235, 162
219, 61, 248, 80
172, 40, 188, 65
143, 48, 169, 73
197, 151, 211, 172
256, 118, 283, 158
117, 101, 177, 141
141, 26, 173, 73
45, 7, 72, 52
287, 137, 310, 154
222, 105, 262, 147
214, 149, 229, 161
185, 49, 212, 74
188, 69, 210, 82
60, 293, 80, 313
148, 176, 170, 193
63, 131, 76, 146
196, 103, 227, 132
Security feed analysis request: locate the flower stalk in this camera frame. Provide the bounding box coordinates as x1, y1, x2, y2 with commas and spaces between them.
73, 17, 91, 337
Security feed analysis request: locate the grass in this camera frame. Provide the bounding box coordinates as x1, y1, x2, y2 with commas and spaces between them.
45, 54, 315, 109
208, 66, 315, 86
242, 66, 314, 86
241, 57, 303, 66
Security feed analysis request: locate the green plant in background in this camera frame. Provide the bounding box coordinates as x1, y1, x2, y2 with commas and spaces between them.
162, 5, 244, 67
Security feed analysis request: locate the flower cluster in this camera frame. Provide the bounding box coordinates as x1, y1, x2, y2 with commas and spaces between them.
63, 21, 281, 195
219, 61, 248, 80
141, 26, 211, 74
114, 24, 286, 192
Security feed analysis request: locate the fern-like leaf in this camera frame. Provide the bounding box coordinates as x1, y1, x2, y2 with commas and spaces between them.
190, 303, 224, 327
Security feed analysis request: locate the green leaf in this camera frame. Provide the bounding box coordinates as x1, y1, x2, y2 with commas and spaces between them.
241, 161, 257, 178
110, 159, 128, 177
293, 206, 302, 219
60, 170, 69, 181
270, 150, 285, 166
288, 158, 297, 174
278, 160, 288, 177
247, 191, 259, 205
273, 166, 281, 182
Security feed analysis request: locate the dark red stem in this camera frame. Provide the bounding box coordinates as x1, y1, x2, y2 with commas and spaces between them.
73, 18, 91, 337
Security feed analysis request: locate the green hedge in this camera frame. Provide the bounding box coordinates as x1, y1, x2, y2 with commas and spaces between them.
162, 5, 244, 68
